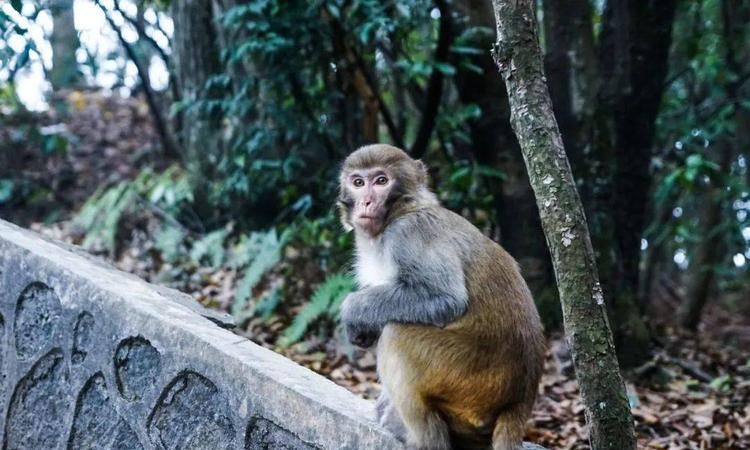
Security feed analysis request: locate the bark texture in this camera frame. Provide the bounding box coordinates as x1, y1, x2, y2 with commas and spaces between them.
171, 0, 225, 215
49, 0, 81, 90
489, 1, 636, 449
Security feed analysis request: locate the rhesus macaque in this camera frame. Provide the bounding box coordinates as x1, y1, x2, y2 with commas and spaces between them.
338, 144, 546, 450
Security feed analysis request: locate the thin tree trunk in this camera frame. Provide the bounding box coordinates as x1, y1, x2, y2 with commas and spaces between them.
489, 1, 636, 449
49, 0, 80, 90
172, 0, 225, 217
681, 194, 723, 330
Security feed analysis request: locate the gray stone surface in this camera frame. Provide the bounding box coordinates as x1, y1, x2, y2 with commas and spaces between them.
0, 219, 547, 450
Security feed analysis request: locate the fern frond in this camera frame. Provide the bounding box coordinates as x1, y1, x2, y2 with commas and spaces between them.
279, 272, 355, 348
231, 229, 287, 316
190, 225, 232, 268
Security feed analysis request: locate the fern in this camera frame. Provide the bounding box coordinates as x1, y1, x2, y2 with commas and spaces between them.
231, 228, 291, 318
279, 272, 355, 348
233, 286, 283, 327
190, 225, 232, 268
74, 181, 137, 255
154, 225, 186, 263
72, 165, 192, 257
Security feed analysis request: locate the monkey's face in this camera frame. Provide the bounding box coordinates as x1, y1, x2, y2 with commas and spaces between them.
340, 168, 396, 237
338, 144, 429, 236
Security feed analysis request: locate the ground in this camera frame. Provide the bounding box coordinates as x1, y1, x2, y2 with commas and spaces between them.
4, 91, 750, 450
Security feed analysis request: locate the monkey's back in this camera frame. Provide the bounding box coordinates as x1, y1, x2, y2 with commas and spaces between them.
377, 207, 546, 441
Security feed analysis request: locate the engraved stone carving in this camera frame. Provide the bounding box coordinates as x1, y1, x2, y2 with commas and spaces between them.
14, 282, 62, 359
246, 417, 321, 450
114, 336, 161, 401
68, 373, 143, 450
3, 348, 70, 450
148, 371, 236, 450
72, 312, 95, 365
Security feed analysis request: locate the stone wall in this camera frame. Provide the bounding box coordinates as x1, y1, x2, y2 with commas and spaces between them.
0, 220, 401, 450
0, 220, 546, 450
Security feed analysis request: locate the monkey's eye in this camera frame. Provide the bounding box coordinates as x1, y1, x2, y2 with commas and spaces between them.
375, 176, 388, 185
352, 178, 365, 187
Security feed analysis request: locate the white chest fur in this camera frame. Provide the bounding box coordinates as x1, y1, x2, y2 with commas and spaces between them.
355, 235, 398, 287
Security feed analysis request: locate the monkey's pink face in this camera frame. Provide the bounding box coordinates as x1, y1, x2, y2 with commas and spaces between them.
346, 168, 395, 236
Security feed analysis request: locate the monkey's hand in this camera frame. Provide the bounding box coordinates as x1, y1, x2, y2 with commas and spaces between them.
341, 293, 381, 348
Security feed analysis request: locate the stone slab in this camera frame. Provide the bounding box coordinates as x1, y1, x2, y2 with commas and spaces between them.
0, 219, 547, 450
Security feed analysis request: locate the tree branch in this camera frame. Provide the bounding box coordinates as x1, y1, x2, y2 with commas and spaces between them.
323, 7, 404, 148
95, 0, 178, 158
111, 2, 171, 68
410, 0, 453, 159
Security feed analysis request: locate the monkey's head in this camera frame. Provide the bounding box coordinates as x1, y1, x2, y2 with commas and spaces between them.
338, 144, 433, 237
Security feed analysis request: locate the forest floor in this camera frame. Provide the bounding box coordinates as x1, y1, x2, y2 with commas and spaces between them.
4, 91, 750, 450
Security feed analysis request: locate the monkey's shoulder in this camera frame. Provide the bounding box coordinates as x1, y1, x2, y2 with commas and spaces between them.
384, 206, 489, 249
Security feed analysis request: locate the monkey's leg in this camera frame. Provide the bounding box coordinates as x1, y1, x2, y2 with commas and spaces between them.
376, 388, 408, 442
491, 410, 526, 450
389, 388, 451, 450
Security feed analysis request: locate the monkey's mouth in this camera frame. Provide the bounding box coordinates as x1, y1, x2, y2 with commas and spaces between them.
354, 214, 383, 233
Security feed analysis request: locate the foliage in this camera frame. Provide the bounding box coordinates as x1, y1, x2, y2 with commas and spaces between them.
230, 227, 291, 319
72, 166, 192, 255
279, 272, 355, 348
0, 1, 41, 80
437, 159, 504, 230
649, 0, 750, 290
182, 0, 485, 228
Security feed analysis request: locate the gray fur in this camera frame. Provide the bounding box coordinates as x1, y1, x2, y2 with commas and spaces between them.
341, 207, 477, 346
376, 388, 408, 442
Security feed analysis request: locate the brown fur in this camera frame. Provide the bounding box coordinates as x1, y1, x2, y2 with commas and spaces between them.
341, 145, 546, 450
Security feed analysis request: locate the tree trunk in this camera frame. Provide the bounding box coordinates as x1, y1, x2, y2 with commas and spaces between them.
49, 0, 80, 90
171, 0, 225, 218
587, 0, 678, 368
490, 1, 636, 449
681, 194, 722, 330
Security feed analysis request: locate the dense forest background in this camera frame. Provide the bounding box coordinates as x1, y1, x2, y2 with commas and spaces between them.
1, 0, 749, 448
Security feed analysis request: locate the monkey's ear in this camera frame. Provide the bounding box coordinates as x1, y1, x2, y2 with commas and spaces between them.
336, 197, 355, 232
415, 159, 429, 185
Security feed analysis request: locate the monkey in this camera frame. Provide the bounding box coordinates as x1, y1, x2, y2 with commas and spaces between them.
337, 144, 546, 450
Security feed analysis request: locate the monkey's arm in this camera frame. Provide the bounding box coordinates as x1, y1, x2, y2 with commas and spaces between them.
342, 229, 468, 346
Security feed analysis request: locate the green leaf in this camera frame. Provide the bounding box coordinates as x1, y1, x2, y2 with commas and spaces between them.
476, 165, 506, 180
0, 179, 14, 204
709, 374, 732, 392
154, 226, 185, 263
450, 45, 484, 55
10, 0, 22, 13
254, 288, 283, 320
434, 62, 456, 76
